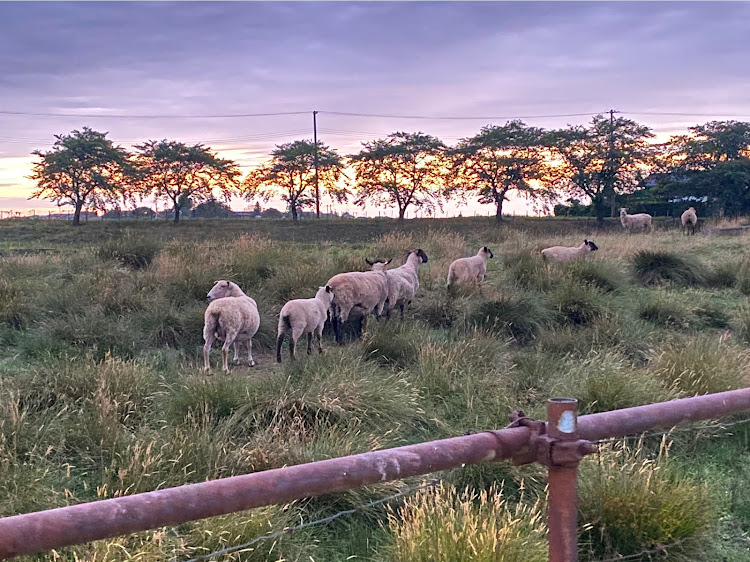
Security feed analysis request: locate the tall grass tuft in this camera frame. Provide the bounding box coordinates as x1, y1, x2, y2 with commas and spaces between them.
564, 259, 626, 293
388, 483, 547, 562
502, 250, 553, 291
649, 336, 750, 396
632, 250, 706, 287
551, 282, 605, 326
579, 441, 715, 561
96, 233, 161, 270
0, 276, 31, 329
467, 294, 557, 345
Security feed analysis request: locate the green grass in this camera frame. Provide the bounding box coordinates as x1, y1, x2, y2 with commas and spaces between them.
0, 216, 748, 560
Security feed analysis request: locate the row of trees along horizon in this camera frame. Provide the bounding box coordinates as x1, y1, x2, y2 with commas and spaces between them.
27, 114, 750, 225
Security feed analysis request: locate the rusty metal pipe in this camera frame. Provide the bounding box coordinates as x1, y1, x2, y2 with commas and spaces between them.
0, 427, 530, 559
577, 387, 750, 442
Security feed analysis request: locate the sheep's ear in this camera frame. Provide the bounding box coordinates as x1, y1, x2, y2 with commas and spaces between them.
385, 259, 392, 265
224, 281, 230, 287
365, 258, 374, 266
325, 285, 333, 293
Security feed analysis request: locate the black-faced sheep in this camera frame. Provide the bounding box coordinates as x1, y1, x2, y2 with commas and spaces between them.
326, 259, 390, 344
620, 208, 652, 233
276, 285, 334, 363
541, 240, 599, 262
383, 249, 428, 320
203, 280, 260, 372
446, 246, 493, 290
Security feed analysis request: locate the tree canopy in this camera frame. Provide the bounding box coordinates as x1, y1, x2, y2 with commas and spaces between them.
351, 132, 447, 220
241, 140, 347, 222
545, 115, 654, 223
29, 127, 131, 226
132, 140, 240, 223
451, 121, 546, 222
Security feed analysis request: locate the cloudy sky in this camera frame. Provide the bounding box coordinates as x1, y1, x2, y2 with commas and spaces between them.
1, 1, 749, 216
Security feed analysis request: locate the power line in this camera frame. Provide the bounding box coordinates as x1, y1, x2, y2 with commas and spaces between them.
0, 110, 310, 119
319, 110, 602, 120
621, 110, 750, 119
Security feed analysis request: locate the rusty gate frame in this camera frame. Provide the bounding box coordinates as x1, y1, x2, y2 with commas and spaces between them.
0, 388, 749, 561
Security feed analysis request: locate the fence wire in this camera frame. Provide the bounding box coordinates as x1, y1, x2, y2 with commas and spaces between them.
181, 479, 440, 562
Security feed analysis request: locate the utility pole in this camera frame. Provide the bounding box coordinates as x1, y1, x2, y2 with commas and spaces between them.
313, 110, 320, 218
608, 109, 617, 218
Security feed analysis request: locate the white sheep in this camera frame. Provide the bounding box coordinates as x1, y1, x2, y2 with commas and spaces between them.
681, 207, 698, 235
276, 285, 335, 363
383, 249, 428, 320
446, 246, 494, 291
620, 208, 652, 233
541, 239, 599, 262
326, 258, 391, 344
203, 280, 260, 372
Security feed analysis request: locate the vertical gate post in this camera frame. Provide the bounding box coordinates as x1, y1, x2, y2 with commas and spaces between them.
546, 398, 580, 562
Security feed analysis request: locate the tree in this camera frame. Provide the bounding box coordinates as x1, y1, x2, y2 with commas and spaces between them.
132, 140, 240, 224
242, 140, 347, 223
252, 201, 262, 216
191, 197, 235, 218
29, 127, 131, 226
545, 115, 654, 224
351, 132, 447, 220
451, 121, 545, 223
656, 121, 750, 216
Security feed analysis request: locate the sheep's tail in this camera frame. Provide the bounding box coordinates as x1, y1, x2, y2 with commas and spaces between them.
203, 308, 220, 341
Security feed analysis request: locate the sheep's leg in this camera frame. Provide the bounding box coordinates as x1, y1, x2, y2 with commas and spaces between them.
203, 334, 214, 371
316, 327, 324, 354
247, 339, 255, 367
400, 303, 405, 321
289, 336, 296, 360
276, 332, 285, 363
232, 342, 240, 364
360, 314, 368, 337
221, 340, 231, 373
307, 333, 313, 355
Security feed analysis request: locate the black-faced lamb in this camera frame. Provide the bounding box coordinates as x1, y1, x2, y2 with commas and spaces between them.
446, 246, 494, 290
383, 249, 428, 320
620, 208, 652, 233
203, 280, 260, 372
681, 207, 698, 235
541, 240, 599, 262
326, 258, 391, 344
276, 285, 335, 363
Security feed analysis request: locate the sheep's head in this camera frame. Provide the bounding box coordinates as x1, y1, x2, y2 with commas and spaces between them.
480, 246, 494, 259
584, 239, 599, 252
413, 248, 429, 263
619, 208, 628, 217
317, 285, 335, 304
366, 258, 392, 271
207, 280, 240, 302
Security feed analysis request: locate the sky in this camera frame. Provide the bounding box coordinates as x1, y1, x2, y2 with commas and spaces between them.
1, 1, 749, 217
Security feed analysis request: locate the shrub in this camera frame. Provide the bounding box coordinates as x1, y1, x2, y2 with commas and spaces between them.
467, 294, 557, 345
388, 483, 547, 562
649, 337, 750, 396
632, 250, 706, 287
579, 442, 715, 560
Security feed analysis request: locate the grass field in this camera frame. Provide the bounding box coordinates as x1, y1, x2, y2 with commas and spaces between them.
1, 216, 749, 561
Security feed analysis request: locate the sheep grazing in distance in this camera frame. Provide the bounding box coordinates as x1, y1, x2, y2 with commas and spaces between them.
326, 258, 391, 344
446, 246, 494, 291
383, 249, 428, 321
203, 280, 260, 372
541, 240, 599, 262
276, 285, 335, 363
620, 208, 652, 233
681, 206, 698, 235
